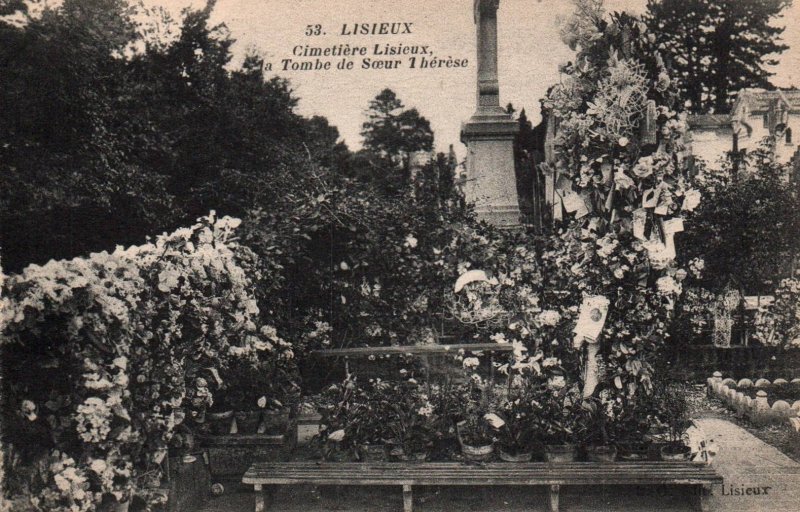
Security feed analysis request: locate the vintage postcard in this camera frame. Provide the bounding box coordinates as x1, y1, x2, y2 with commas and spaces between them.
2, 0, 800, 511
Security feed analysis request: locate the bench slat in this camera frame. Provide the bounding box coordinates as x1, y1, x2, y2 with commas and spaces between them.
242, 462, 722, 486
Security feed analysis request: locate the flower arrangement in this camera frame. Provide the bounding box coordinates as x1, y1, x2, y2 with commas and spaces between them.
531, 2, 698, 445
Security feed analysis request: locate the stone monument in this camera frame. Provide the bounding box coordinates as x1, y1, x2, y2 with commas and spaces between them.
460, 0, 521, 227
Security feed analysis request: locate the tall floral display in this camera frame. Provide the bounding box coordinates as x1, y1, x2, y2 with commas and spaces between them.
539, 0, 698, 439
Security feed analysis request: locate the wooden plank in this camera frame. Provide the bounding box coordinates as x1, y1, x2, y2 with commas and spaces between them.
200, 434, 285, 447
244, 476, 721, 487
244, 468, 720, 479
242, 461, 723, 488
402, 484, 413, 512
253, 484, 264, 512
311, 343, 513, 358
549, 484, 560, 512
244, 462, 720, 477
696, 484, 712, 512
246, 461, 715, 470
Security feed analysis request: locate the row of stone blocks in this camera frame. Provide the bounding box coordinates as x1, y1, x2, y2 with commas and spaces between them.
707, 372, 800, 426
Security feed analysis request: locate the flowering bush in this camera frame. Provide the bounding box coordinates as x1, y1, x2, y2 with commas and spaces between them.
1, 212, 293, 509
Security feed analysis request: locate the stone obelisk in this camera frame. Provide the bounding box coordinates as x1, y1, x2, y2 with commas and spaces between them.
460, 0, 520, 227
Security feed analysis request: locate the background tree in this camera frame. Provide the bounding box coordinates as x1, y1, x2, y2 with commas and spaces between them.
679, 142, 800, 294
0, 0, 346, 272
645, 0, 791, 113
357, 88, 434, 191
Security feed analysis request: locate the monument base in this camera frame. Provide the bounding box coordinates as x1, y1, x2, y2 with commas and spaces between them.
461, 108, 521, 228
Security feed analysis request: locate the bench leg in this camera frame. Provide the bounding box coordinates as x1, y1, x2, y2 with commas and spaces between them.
403, 484, 413, 512
549, 484, 560, 512
253, 484, 275, 512
695, 484, 712, 512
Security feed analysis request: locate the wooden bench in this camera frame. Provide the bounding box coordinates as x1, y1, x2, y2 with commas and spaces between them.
242, 461, 723, 512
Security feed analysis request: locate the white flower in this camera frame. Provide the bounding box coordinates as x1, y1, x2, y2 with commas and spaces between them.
339, 261, 350, 271
20, 400, 37, 421
53, 474, 71, 492
542, 357, 560, 368
490, 332, 508, 344
404, 234, 418, 249
157, 268, 180, 292
89, 459, 107, 474
682, 189, 701, 212
484, 413, 505, 429
418, 404, 434, 417
328, 429, 345, 442
536, 310, 561, 327
618, 136, 629, 147
257, 396, 267, 408
615, 172, 635, 190
656, 276, 682, 295
462, 357, 480, 369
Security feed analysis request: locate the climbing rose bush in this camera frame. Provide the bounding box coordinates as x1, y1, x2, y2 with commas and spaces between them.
1, 212, 292, 510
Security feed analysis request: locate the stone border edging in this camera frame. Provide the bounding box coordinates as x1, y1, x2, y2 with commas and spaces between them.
707, 372, 800, 427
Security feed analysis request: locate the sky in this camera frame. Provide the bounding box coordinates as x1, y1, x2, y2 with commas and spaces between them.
144, 0, 800, 155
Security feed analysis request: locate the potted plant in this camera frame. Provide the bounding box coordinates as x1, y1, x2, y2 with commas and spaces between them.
385, 381, 436, 462
426, 380, 462, 461
491, 378, 546, 462
582, 391, 618, 462
456, 375, 496, 461
656, 381, 693, 460
207, 397, 235, 436
348, 380, 396, 462
223, 356, 295, 435
613, 395, 656, 461
541, 382, 588, 462
314, 374, 363, 461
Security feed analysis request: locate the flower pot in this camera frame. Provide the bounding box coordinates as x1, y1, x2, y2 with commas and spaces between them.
497, 446, 533, 462
234, 411, 262, 434
659, 443, 691, 461
585, 445, 618, 462
208, 410, 234, 435
456, 421, 494, 461
388, 446, 429, 462
544, 444, 577, 463
261, 408, 291, 434
616, 442, 650, 461
358, 443, 388, 462
323, 442, 353, 462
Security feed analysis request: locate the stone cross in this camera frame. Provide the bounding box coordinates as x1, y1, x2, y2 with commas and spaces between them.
461, 0, 521, 227
474, 0, 501, 110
